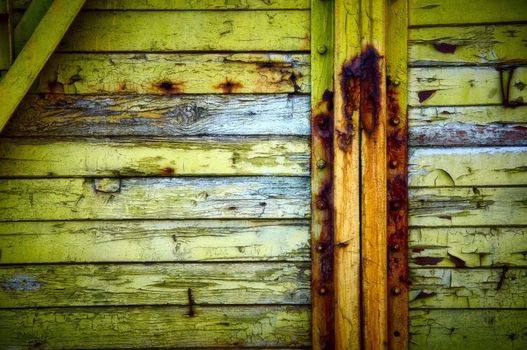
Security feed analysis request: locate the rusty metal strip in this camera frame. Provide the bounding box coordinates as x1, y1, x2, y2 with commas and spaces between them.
386, 0, 409, 348
311, 0, 335, 349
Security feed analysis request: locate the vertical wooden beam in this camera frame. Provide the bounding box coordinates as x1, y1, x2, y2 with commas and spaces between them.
13, 0, 53, 55
334, 1, 361, 349
359, 1, 388, 350
311, 0, 335, 349
0, 0, 85, 132
0, 0, 12, 70
386, 0, 409, 349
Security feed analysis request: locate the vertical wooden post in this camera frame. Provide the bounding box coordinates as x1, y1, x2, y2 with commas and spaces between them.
311, 0, 335, 349
313, 1, 408, 349
333, 0, 362, 349
386, 0, 409, 349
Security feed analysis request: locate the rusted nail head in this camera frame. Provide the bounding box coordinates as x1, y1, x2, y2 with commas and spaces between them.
316, 199, 327, 210
317, 45, 327, 54
390, 117, 401, 126
317, 117, 328, 130
392, 80, 401, 86
391, 287, 402, 295
316, 243, 325, 252
319, 287, 327, 295
389, 160, 398, 169
316, 159, 327, 169
391, 200, 401, 210
390, 244, 400, 252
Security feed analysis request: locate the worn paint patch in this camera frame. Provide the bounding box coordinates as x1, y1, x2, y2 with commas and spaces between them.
1, 274, 42, 291
417, 89, 436, 103
339, 45, 382, 146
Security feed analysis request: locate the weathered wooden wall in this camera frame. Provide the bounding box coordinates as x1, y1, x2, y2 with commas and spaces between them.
0, 1, 312, 348
407, 0, 527, 349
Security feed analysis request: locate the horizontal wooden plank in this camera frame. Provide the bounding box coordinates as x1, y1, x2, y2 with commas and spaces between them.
14, 0, 310, 10
0, 306, 310, 348
410, 227, 527, 268
410, 268, 527, 308
409, 67, 527, 106
36, 53, 310, 94
0, 137, 310, 177
410, 309, 527, 350
57, 10, 309, 52
0, 262, 310, 307
0, 220, 310, 263
409, 24, 527, 65
5, 94, 310, 137
409, 187, 527, 226
409, 105, 527, 146
409, 0, 527, 26
0, 177, 310, 221
409, 147, 527, 187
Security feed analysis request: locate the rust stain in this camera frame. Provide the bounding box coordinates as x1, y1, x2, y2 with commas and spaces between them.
160, 167, 175, 175
153, 80, 184, 94
215, 78, 243, 94
417, 89, 437, 103
433, 42, 457, 54
47, 81, 65, 94
187, 288, 195, 317
339, 45, 382, 145
311, 88, 335, 350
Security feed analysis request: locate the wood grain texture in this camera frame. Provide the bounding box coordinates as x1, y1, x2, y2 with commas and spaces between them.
410, 268, 527, 308
409, 105, 527, 146
333, 1, 362, 349
410, 227, 527, 268
36, 53, 310, 94
0, 0, 85, 132
0, 177, 310, 221
0, 137, 309, 177
409, 24, 527, 66
0, 220, 310, 263
409, 0, 527, 26
409, 187, 527, 226
409, 147, 527, 187
310, 0, 335, 348
409, 67, 527, 106
0, 262, 310, 307
57, 10, 310, 52
0, 306, 310, 348
14, 0, 310, 10
410, 309, 527, 350
5, 94, 310, 137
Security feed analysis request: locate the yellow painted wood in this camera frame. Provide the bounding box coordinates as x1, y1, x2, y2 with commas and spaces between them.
409, 147, 527, 187
409, 105, 527, 146
310, 0, 334, 348
36, 53, 310, 94
0, 137, 309, 177
58, 10, 310, 52
409, 24, 527, 65
0, 0, 85, 132
0, 220, 309, 263
5, 94, 311, 137
0, 262, 310, 307
410, 227, 527, 268
14, 0, 310, 10
409, 0, 527, 26
13, 0, 52, 55
386, 0, 409, 346
0, 306, 310, 348
0, 177, 310, 221
334, 1, 361, 348
409, 67, 527, 106
410, 268, 527, 308
410, 309, 527, 350
409, 187, 527, 226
